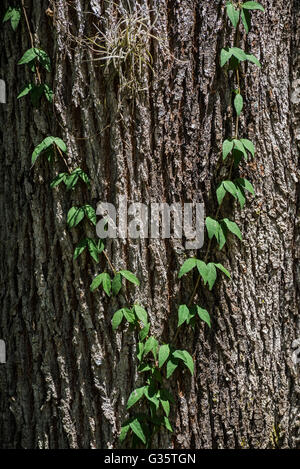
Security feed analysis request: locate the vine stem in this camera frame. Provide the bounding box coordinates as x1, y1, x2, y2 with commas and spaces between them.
103, 249, 116, 275
173, 4, 242, 344
21, 0, 42, 85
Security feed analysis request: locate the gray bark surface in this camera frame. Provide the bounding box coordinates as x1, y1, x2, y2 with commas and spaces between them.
0, 0, 299, 449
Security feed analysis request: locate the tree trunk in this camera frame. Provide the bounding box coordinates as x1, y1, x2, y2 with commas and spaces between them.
0, 0, 299, 449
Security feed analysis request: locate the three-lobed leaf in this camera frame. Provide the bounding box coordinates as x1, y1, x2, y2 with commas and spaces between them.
90, 272, 111, 295
18, 48, 51, 71
32, 136, 66, 165
3, 7, 21, 31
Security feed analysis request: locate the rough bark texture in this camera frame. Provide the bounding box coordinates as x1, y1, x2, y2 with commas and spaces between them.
0, 0, 299, 449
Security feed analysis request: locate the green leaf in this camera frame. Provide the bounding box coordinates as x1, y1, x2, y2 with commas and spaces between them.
177, 304, 189, 328
67, 206, 85, 228
220, 48, 233, 67
97, 239, 105, 254
160, 388, 174, 416
242, 1, 265, 11
158, 344, 170, 368
245, 53, 261, 67
216, 183, 226, 205
3, 7, 21, 31
222, 139, 234, 160
222, 218, 243, 241
214, 263, 231, 279
178, 257, 197, 278
112, 273, 122, 296
31, 136, 67, 165
66, 173, 79, 190
137, 342, 144, 361
87, 238, 100, 262
166, 356, 179, 378
123, 308, 136, 324
139, 323, 150, 342
111, 308, 124, 330
144, 385, 160, 410
235, 184, 246, 209
50, 173, 67, 188
52, 137, 67, 153
226, 2, 240, 27
129, 418, 146, 445
240, 138, 255, 157
127, 387, 145, 409
216, 224, 227, 250
18, 48, 51, 71
181, 350, 194, 375
144, 337, 158, 360
90, 272, 111, 295
119, 270, 140, 286
196, 260, 208, 283
206, 263, 217, 290
206, 217, 219, 240
223, 180, 238, 199
233, 139, 248, 160
90, 273, 103, 292
65, 173, 79, 190
230, 47, 248, 61
119, 424, 130, 442
163, 416, 173, 432
72, 168, 90, 185
234, 93, 243, 116
35, 49, 51, 71
73, 238, 88, 260
235, 178, 255, 195
196, 306, 211, 328
17, 83, 33, 99
3, 7, 13, 22
43, 84, 53, 103
241, 8, 251, 33
133, 305, 148, 326
83, 205, 96, 226
160, 397, 170, 417
101, 273, 111, 296
173, 350, 194, 375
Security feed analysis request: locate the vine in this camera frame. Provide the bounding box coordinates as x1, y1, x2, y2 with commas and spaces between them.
4, 0, 265, 448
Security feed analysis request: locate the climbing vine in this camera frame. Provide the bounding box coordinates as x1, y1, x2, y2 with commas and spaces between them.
4, 0, 265, 448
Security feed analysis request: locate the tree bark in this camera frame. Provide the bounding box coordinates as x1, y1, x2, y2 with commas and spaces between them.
0, 0, 299, 449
